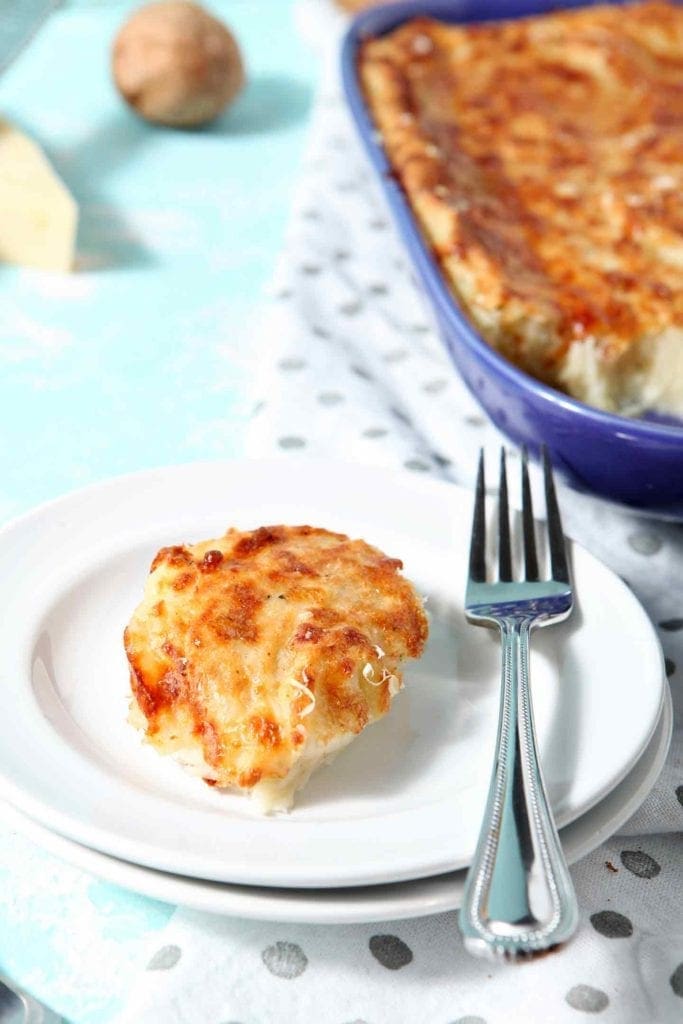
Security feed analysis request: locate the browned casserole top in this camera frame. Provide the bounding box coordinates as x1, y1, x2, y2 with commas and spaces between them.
125, 525, 428, 790
359, 1, 683, 368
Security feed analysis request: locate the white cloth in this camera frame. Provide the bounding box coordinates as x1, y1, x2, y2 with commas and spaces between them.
117, 5, 683, 1022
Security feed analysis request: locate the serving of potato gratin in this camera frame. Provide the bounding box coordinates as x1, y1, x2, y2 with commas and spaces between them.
124, 524, 428, 812
359, 0, 683, 416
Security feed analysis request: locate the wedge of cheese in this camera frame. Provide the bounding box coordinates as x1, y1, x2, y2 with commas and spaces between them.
0, 118, 77, 272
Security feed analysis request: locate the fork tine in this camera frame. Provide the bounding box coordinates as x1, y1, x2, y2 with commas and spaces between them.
498, 449, 513, 582
520, 447, 539, 581
469, 449, 487, 582
542, 446, 570, 583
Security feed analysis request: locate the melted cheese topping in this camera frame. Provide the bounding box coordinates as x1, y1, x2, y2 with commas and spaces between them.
359, 1, 683, 415
124, 525, 428, 812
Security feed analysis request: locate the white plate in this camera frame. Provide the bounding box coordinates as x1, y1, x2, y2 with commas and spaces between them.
0, 460, 666, 888
1, 688, 671, 924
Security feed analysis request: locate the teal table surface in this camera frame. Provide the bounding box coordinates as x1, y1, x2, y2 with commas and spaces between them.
0, 2, 316, 1021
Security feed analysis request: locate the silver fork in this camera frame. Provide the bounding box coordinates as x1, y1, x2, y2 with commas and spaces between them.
459, 447, 579, 959
0, 973, 63, 1023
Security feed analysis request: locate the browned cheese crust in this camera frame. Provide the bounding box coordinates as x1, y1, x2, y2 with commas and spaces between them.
359, 2, 683, 409
336, 0, 399, 11
124, 525, 428, 799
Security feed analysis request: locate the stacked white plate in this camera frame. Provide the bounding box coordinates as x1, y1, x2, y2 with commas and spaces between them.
0, 461, 671, 923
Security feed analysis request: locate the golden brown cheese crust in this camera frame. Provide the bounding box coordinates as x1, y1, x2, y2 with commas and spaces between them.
125, 525, 428, 797
336, 0, 399, 11
359, 1, 683, 395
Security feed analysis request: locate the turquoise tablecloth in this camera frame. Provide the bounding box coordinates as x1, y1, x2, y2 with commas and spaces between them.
0, 2, 315, 1020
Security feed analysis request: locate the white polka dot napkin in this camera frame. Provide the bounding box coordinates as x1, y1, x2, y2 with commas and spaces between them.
115, 5, 683, 1022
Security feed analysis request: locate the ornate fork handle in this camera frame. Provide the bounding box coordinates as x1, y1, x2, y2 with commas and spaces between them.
460, 615, 579, 958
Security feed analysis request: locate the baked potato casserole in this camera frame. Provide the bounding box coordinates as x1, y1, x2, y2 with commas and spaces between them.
125, 524, 428, 812
359, 1, 683, 416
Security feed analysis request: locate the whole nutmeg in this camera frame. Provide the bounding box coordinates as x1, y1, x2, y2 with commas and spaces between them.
112, 1, 245, 128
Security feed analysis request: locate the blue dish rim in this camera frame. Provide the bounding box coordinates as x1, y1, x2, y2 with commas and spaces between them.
341, 0, 683, 446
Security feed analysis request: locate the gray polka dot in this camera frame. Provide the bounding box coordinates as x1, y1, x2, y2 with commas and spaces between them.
390, 407, 413, 426
659, 618, 683, 631
333, 249, 351, 262
369, 934, 413, 970
405, 459, 430, 472
676, 784, 683, 807
261, 941, 308, 979
423, 379, 448, 394
300, 264, 321, 276
410, 324, 431, 334
627, 531, 662, 555
147, 944, 181, 971
338, 301, 363, 316
350, 364, 374, 381
671, 962, 683, 997
450, 1017, 487, 1024
312, 325, 331, 339
278, 436, 306, 450
251, 400, 266, 417
318, 391, 344, 406
363, 427, 388, 439
275, 289, 292, 301
590, 910, 633, 938
369, 219, 387, 230
368, 282, 388, 295
465, 415, 486, 427
278, 358, 306, 371
384, 349, 409, 363
665, 657, 676, 677
302, 209, 320, 221
432, 452, 452, 468
336, 181, 358, 192
565, 985, 609, 1013
620, 850, 661, 879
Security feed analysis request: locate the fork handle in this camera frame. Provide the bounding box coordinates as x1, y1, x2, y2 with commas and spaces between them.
460, 617, 578, 958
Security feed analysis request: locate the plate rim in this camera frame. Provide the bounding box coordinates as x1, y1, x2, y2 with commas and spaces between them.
1, 686, 672, 925
0, 458, 667, 888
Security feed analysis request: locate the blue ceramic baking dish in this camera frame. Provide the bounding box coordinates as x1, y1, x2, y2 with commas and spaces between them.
342, 0, 683, 515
